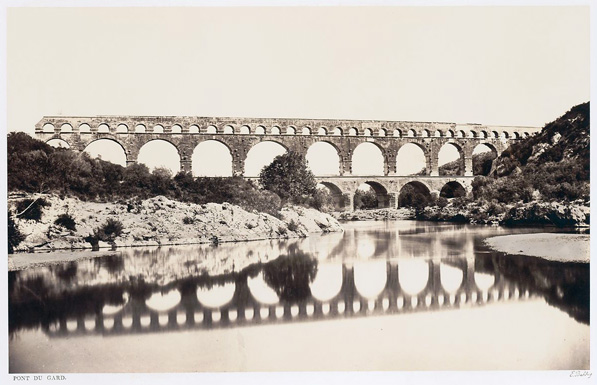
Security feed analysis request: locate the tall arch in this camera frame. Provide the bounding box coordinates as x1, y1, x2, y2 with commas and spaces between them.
438, 143, 464, 176
138, 139, 181, 173
244, 141, 287, 177
83, 138, 127, 166
472, 143, 498, 176
192, 140, 233, 177
351, 142, 384, 176
396, 143, 426, 176
306, 142, 340, 176
46, 138, 70, 149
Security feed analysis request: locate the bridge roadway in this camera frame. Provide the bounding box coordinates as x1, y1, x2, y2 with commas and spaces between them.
43, 258, 534, 338
35, 116, 541, 209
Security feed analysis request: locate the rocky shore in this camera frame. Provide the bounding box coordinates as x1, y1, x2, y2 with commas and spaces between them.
9, 194, 343, 254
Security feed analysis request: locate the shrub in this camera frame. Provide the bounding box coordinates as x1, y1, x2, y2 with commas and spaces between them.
259, 151, 317, 203
8, 211, 26, 254
54, 213, 77, 231
287, 219, 299, 232
182, 216, 195, 225
354, 189, 378, 210
87, 219, 124, 247
16, 198, 51, 221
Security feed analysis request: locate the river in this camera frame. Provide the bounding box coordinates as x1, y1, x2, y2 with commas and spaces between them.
8, 220, 589, 372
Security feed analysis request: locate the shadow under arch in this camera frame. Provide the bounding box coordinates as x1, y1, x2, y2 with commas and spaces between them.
440, 181, 466, 198
398, 181, 432, 208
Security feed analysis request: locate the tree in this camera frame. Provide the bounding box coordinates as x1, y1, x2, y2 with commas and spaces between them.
258, 151, 317, 203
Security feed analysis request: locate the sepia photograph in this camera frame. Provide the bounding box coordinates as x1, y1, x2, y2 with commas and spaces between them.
2, 1, 592, 383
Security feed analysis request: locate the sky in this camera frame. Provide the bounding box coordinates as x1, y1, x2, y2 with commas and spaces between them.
5, 5, 590, 176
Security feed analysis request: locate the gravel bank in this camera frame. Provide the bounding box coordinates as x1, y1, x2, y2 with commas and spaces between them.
484, 233, 589, 263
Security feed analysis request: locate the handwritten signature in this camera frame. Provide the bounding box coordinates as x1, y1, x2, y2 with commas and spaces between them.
570, 371, 592, 379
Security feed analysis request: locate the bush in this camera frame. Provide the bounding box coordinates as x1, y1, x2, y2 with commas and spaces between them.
54, 213, 76, 231
182, 216, 195, 225
259, 151, 317, 203
16, 198, 50, 221
287, 219, 299, 232
87, 218, 124, 247
354, 189, 378, 210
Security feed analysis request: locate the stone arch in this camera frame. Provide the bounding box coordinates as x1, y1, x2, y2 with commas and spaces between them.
440, 181, 466, 198
83, 137, 128, 167
468, 130, 476, 138
355, 181, 391, 209
317, 181, 346, 210
317, 127, 328, 135
42, 123, 55, 133
192, 140, 233, 177
472, 143, 498, 176
223, 125, 234, 134
396, 142, 427, 176
351, 142, 385, 176
302, 126, 311, 135
363, 128, 372, 137
393, 129, 402, 137
407, 129, 416, 138
286, 126, 296, 135
491, 131, 499, 138
512, 132, 520, 139
438, 142, 464, 176
306, 142, 341, 176
135, 124, 146, 133
116, 124, 128, 134
240, 125, 250, 134
171, 124, 182, 134
46, 138, 70, 149
153, 125, 164, 134
189, 125, 200, 134
421, 129, 430, 138
398, 181, 432, 208
524, 132, 530, 138
79, 123, 91, 133
333, 127, 343, 136
479, 131, 488, 139
138, 138, 181, 173
271, 126, 281, 135
456, 130, 465, 138
59, 123, 73, 133
206, 125, 217, 134
244, 140, 288, 177
97, 123, 110, 133
378, 128, 387, 137
434, 130, 442, 138
446, 130, 454, 138
348, 127, 358, 136
501, 131, 509, 139
255, 125, 266, 135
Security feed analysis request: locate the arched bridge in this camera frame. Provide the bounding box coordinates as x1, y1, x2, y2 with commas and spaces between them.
35, 116, 540, 209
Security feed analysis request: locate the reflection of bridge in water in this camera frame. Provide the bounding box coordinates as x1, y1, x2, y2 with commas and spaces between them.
43, 258, 535, 338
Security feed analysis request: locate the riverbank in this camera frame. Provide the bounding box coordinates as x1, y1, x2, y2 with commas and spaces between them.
484, 233, 590, 263
9, 194, 343, 256
332, 208, 414, 221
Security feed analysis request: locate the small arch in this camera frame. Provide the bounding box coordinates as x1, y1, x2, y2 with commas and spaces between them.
456, 130, 465, 138
446, 130, 454, 138
189, 125, 200, 134
421, 129, 430, 138
42, 123, 55, 133
393, 129, 402, 137
468, 130, 476, 138
348, 127, 358, 136
302, 126, 311, 135
317, 127, 327, 135
240, 125, 250, 134
79, 123, 91, 133
333, 127, 343, 136
206, 125, 217, 134
271, 126, 281, 135
378, 128, 387, 137
363, 128, 372, 137
286, 126, 296, 135
398, 181, 432, 208
479, 131, 488, 139
153, 125, 164, 134
512, 132, 520, 139
46, 138, 70, 149
440, 181, 466, 198
135, 124, 146, 133
170, 124, 182, 134
523, 132, 530, 138
255, 125, 266, 135
407, 129, 416, 138
97, 124, 110, 133
59, 123, 73, 133
491, 131, 499, 138
434, 130, 442, 138
116, 124, 128, 134
223, 125, 234, 134
501, 131, 509, 139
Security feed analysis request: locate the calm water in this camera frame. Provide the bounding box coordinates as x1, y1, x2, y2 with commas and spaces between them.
9, 221, 589, 372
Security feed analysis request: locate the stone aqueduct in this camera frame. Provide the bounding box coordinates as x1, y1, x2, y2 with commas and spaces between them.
35, 116, 541, 210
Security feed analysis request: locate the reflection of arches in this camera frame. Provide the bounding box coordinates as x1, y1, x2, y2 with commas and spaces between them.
306, 142, 340, 176
352, 142, 384, 176
396, 143, 426, 176
146, 290, 181, 312
440, 181, 466, 198
398, 259, 429, 295
196, 283, 236, 308
440, 263, 464, 293
192, 140, 233, 177
354, 261, 387, 298
138, 139, 181, 173
248, 273, 279, 305
309, 263, 343, 301
438, 143, 464, 176
244, 141, 287, 177
398, 181, 431, 208
472, 143, 498, 176
46, 138, 70, 149
84, 138, 127, 166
